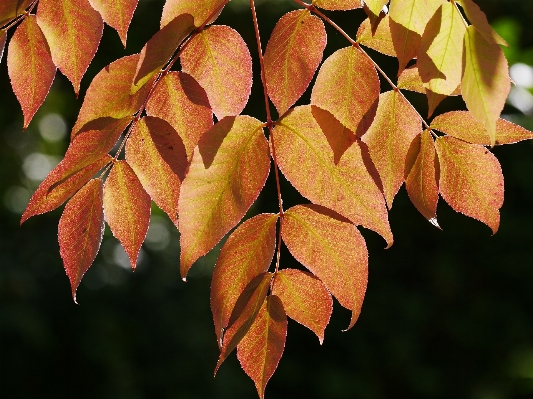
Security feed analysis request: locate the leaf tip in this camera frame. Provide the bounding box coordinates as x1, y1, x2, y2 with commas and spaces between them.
429, 217, 441, 229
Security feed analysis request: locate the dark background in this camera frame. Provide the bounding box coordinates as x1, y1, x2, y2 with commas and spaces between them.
2, 0, 533, 398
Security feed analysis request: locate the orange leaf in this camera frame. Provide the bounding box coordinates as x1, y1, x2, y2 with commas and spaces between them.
126, 116, 187, 224
273, 105, 392, 247
180, 25, 252, 119
457, 0, 508, 47
237, 295, 287, 399
356, 16, 396, 57
88, 0, 138, 47
7, 15, 56, 129
131, 13, 194, 93
58, 179, 105, 302
178, 116, 270, 278
462, 25, 510, 147
361, 90, 422, 208
431, 111, 533, 146
435, 136, 504, 234
0, 0, 32, 27
405, 130, 439, 224
211, 214, 278, 347
313, 0, 362, 10
272, 268, 332, 343
36, 0, 103, 95
145, 72, 213, 159
311, 46, 379, 135
0, 30, 6, 63
161, 0, 225, 28
263, 10, 326, 116
364, 0, 388, 16
282, 204, 368, 330
216, 272, 272, 374
103, 160, 151, 269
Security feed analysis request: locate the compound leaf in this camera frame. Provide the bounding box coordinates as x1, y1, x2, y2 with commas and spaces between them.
88, 0, 139, 47
161, 0, 225, 28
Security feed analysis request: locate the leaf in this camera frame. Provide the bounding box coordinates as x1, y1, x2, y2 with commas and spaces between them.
435, 136, 504, 234
178, 116, 270, 278
311, 46, 379, 135
72, 54, 151, 136
462, 25, 511, 147
21, 155, 111, 224
431, 111, 533, 146
126, 116, 188, 224
88, 0, 139, 47
263, 10, 326, 116
7, 15, 56, 129
405, 130, 439, 224
356, 16, 396, 57
418, 2, 466, 95
457, 0, 508, 47
0, 30, 7, 63
211, 213, 278, 347
161, 0, 225, 28
103, 161, 151, 269
282, 204, 368, 330
58, 179, 105, 302
36, 0, 104, 95
216, 272, 272, 373
389, 0, 445, 74
0, 0, 32, 27
273, 105, 393, 247
145, 72, 213, 159
180, 25, 253, 120
131, 13, 194, 93
237, 295, 287, 399
272, 268, 332, 343
364, 0, 388, 16
313, 0, 362, 11
361, 90, 422, 208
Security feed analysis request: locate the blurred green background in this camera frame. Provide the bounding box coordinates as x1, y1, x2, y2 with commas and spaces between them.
2, 0, 533, 398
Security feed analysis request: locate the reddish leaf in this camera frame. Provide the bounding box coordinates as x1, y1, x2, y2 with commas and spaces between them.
405, 130, 439, 224
361, 90, 422, 208
311, 46, 379, 135
145, 72, 213, 158
131, 13, 194, 93
431, 111, 533, 146
180, 25, 252, 119
364, 0, 388, 16
161, 0, 225, 28
178, 116, 270, 278
126, 116, 187, 224
435, 136, 504, 234
0, 0, 32, 26
88, 0, 139, 47
36, 0, 103, 95
0, 29, 7, 63
356, 16, 396, 57
211, 214, 278, 347
282, 204, 368, 330
216, 272, 272, 373
457, 0, 508, 47
263, 10, 326, 116
103, 161, 151, 269
273, 105, 393, 247
237, 295, 287, 399
7, 15, 56, 129
58, 179, 105, 302
272, 268, 332, 343
313, 0, 362, 10
462, 26, 511, 147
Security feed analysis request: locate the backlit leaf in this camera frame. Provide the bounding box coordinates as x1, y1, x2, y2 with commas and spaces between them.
0, 30, 7, 63
126, 116, 187, 224
58, 179, 105, 302
282, 204, 368, 330
364, 0, 388, 16
272, 268, 332, 343
161, 0, 225, 28
180, 25, 252, 119
313, 0, 362, 11
356, 16, 396, 57
0, 0, 32, 27
311, 46, 379, 135
36, 0, 103, 95
273, 105, 393, 247
457, 0, 508, 47
462, 26, 511, 147
405, 130, 439, 224
178, 116, 270, 278
211, 214, 278, 347
237, 295, 287, 399
103, 161, 151, 269
431, 111, 533, 145
361, 90, 422, 208
263, 10, 326, 116
88, 0, 139, 47
145, 72, 213, 158
131, 13, 194, 93
435, 136, 503, 234
7, 15, 56, 129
